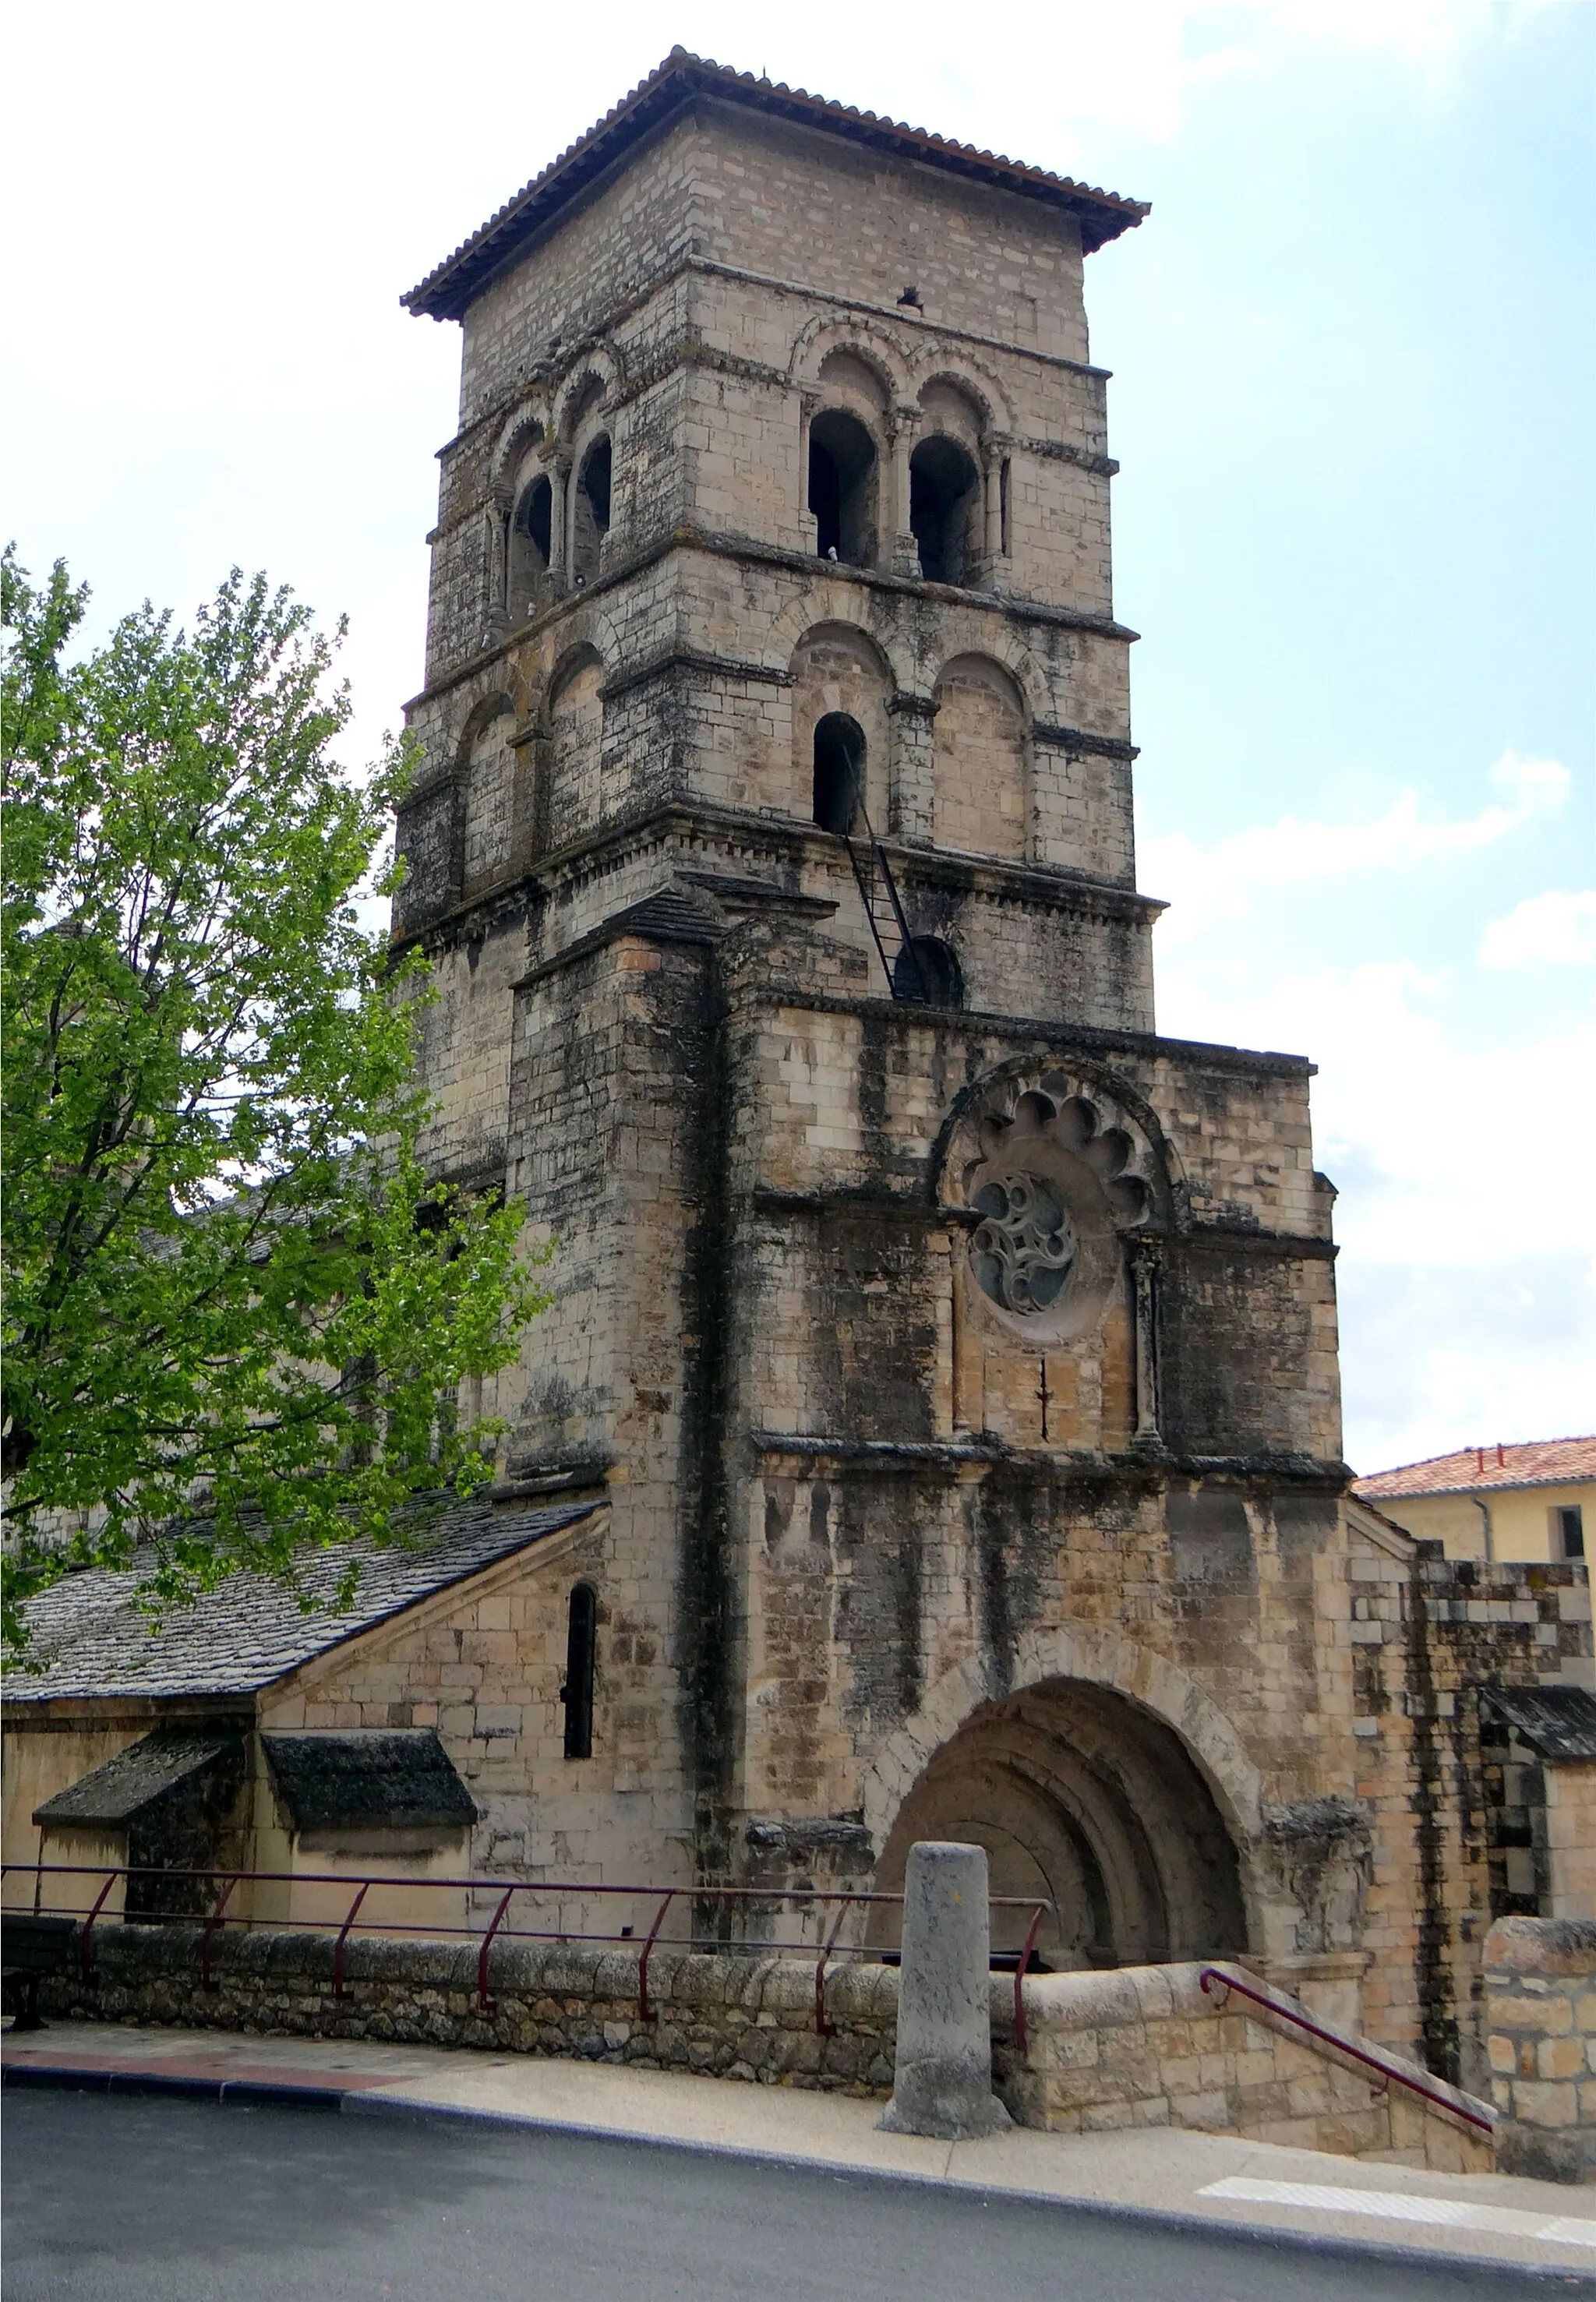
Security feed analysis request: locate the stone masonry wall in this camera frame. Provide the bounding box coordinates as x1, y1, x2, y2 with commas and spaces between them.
39, 1928, 1489, 2170
1350, 1531, 1592, 2088
1485, 1915, 1596, 2183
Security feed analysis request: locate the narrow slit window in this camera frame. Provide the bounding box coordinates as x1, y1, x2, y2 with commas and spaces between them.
562, 1583, 597, 1758
1557, 1506, 1585, 1561
999, 457, 1012, 556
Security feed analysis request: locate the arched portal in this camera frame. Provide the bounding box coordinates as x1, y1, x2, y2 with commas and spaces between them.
869, 1679, 1246, 1968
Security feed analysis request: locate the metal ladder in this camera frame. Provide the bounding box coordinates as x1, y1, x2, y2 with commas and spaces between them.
841, 803, 929, 1004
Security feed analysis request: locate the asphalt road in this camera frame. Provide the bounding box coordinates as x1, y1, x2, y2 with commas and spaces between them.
0, 2089, 1577, 2301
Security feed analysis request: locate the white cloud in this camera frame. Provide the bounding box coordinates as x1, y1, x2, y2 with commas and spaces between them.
1481, 889, 1596, 969
1152, 952, 1596, 1467
1141, 750, 1570, 944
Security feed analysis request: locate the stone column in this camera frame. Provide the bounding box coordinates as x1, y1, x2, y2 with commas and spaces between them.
981, 440, 1005, 573
548, 451, 573, 591
889, 403, 921, 575
1131, 1243, 1162, 1446
878, 1841, 1012, 2140
486, 492, 512, 640
797, 390, 820, 554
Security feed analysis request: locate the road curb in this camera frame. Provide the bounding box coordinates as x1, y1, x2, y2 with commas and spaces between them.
4, 2062, 345, 2110
10, 2057, 1596, 2285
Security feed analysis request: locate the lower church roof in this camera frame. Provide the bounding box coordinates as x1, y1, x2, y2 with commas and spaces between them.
5, 1501, 597, 1704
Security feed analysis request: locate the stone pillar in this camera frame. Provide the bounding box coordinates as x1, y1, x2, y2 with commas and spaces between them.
1131, 1244, 1162, 1445
878, 1841, 1011, 2140
548, 451, 573, 591
797, 390, 819, 555
889, 404, 921, 576
981, 439, 1006, 574
888, 692, 937, 847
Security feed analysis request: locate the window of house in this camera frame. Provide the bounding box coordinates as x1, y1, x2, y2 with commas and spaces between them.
562, 1584, 597, 1759
909, 435, 980, 586
813, 712, 865, 835
1556, 1505, 1586, 1561
808, 409, 877, 567
571, 437, 611, 582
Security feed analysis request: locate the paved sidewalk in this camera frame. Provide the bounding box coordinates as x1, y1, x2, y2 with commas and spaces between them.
6, 2018, 1595, 2283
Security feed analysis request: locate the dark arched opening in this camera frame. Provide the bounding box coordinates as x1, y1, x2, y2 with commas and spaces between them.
809, 409, 877, 568
509, 475, 553, 620
910, 434, 980, 585
870, 1679, 1247, 1968
561, 1584, 597, 1760
572, 437, 611, 582
812, 711, 864, 835
892, 935, 963, 1008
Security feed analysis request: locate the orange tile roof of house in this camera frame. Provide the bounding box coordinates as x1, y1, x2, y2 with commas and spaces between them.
1354, 1437, 1596, 1502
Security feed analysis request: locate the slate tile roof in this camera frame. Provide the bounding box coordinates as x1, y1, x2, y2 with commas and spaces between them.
1483, 1686, 1596, 1763
5, 1501, 596, 1704
403, 48, 1148, 321
263, 1729, 477, 1832
32, 1730, 242, 1825
1354, 1437, 1596, 1502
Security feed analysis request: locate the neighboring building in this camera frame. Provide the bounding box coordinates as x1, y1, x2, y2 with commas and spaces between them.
5, 51, 1591, 2091
1354, 1439, 1595, 1564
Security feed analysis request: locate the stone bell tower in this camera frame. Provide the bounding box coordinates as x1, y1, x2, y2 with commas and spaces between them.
396, 52, 1377, 2032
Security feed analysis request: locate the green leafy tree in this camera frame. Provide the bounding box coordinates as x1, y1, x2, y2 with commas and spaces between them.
1, 553, 547, 1654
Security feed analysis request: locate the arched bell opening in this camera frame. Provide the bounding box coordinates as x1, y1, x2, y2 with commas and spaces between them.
892, 935, 963, 1009
867, 1678, 1247, 1969
808, 408, 878, 568
910, 433, 980, 585
571, 436, 611, 583
507, 474, 553, 622
812, 711, 865, 835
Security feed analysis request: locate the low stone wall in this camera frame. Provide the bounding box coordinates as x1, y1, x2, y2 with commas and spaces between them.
35, 1926, 1491, 2170
40, 1925, 900, 2094
996, 1962, 1492, 2173
1485, 1915, 1596, 2183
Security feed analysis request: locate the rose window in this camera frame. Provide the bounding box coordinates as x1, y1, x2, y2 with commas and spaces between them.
970, 1174, 1079, 1316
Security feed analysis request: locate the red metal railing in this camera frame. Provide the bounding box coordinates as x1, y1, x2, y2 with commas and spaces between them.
1199, 1965, 1492, 2134
3, 1862, 1050, 2049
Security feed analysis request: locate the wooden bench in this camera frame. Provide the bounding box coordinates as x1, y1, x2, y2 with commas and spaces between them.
2, 1914, 78, 2032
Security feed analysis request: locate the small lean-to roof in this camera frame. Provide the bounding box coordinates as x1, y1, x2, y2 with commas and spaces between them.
402, 48, 1149, 323
263, 1729, 476, 1833
5, 1500, 596, 1704
1354, 1437, 1596, 1505
33, 1729, 242, 1827
1483, 1686, 1596, 1763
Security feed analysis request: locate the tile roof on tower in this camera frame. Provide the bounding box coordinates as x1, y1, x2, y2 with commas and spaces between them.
402, 48, 1149, 323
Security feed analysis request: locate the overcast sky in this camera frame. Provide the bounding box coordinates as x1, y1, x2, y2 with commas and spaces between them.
6, 0, 1591, 1473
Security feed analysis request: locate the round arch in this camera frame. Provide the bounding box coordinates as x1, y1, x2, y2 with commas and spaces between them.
866, 1670, 1250, 1966
489, 403, 550, 502
910, 355, 1012, 437
787, 314, 914, 401
863, 1626, 1262, 1862
551, 349, 621, 443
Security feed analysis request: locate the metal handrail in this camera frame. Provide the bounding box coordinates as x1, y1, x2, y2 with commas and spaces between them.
4, 1862, 1051, 2045
1198, 1965, 1492, 2134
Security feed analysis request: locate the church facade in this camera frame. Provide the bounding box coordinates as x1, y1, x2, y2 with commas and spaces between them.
374, 52, 1592, 2078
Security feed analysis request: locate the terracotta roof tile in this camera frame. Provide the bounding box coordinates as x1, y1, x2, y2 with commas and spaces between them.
1354, 1437, 1596, 1502
403, 49, 1148, 322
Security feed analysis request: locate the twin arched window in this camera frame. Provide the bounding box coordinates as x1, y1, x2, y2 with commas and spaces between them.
503, 433, 613, 622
